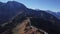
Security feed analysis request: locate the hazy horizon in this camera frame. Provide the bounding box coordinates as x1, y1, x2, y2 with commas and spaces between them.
0, 0, 60, 12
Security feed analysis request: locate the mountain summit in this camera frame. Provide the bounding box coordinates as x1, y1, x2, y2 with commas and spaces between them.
0, 1, 27, 24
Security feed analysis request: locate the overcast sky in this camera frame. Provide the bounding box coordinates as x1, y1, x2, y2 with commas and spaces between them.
0, 0, 60, 12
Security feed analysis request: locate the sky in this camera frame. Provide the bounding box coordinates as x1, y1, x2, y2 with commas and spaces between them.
0, 0, 60, 12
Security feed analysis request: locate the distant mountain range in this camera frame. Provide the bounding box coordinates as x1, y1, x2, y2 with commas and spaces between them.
46, 10, 60, 19
0, 1, 60, 34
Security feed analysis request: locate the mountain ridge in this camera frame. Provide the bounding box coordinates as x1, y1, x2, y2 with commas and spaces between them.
0, 1, 60, 34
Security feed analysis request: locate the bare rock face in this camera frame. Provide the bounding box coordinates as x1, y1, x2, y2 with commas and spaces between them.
0, 17, 48, 34
12, 18, 48, 34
